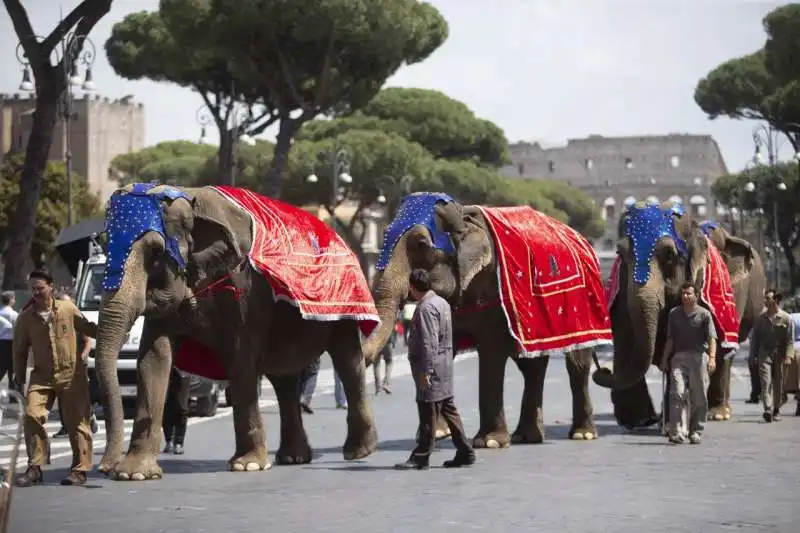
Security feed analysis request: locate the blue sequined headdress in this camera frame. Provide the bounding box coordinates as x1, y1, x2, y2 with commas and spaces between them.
375, 192, 456, 271
103, 183, 191, 291
699, 220, 720, 236
624, 202, 688, 284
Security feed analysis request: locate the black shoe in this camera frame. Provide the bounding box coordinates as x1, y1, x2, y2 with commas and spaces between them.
90, 416, 98, 435
795, 403, 800, 417
772, 410, 781, 422
394, 459, 429, 470
300, 402, 314, 414
163, 441, 173, 454
52, 427, 68, 439
173, 444, 185, 455
745, 396, 760, 404
443, 453, 476, 468
763, 411, 773, 423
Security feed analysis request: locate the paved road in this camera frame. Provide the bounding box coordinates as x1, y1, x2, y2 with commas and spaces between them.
5, 350, 799, 533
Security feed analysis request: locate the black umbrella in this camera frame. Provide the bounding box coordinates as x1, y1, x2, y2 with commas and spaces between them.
54, 218, 106, 278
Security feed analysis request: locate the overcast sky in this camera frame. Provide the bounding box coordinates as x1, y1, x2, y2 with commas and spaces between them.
1, 0, 796, 172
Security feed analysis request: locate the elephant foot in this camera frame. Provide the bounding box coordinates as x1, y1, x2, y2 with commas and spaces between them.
113, 453, 163, 481
97, 452, 123, 476
568, 425, 598, 441
707, 406, 731, 422
473, 431, 511, 449
343, 424, 378, 461
275, 436, 313, 465
511, 422, 545, 444
230, 448, 272, 472
435, 427, 451, 440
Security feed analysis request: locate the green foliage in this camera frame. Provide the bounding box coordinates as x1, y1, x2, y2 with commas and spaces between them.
110, 141, 217, 186
711, 162, 800, 251
694, 4, 800, 147
0, 153, 103, 265
298, 88, 511, 166
105, 0, 449, 193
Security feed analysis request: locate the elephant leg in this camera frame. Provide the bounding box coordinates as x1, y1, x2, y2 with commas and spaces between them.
113, 327, 171, 481
268, 373, 312, 465
510, 355, 549, 444
706, 353, 732, 421
612, 378, 658, 429
472, 347, 511, 449
329, 322, 378, 461
565, 349, 597, 440
228, 354, 270, 472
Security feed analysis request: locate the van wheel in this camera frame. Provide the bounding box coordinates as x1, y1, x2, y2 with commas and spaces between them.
196, 391, 219, 417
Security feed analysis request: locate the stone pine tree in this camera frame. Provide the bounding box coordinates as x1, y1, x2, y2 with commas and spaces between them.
104, 0, 449, 198
2, 0, 113, 289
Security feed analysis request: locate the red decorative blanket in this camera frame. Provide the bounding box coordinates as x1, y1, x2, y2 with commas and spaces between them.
604, 240, 740, 350
477, 206, 613, 356
173, 186, 380, 381
702, 237, 740, 349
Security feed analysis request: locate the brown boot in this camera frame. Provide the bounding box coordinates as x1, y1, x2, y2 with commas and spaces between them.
60, 470, 87, 486
15, 466, 43, 487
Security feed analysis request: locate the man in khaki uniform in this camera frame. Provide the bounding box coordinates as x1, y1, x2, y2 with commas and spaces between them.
12, 269, 98, 486
748, 289, 795, 423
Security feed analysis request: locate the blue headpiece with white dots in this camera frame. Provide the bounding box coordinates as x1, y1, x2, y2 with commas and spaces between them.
699, 220, 720, 236
103, 183, 190, 291
375, 192, 456, 271
624, 202, 688, 285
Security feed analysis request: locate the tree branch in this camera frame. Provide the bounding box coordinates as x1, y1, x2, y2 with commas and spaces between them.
313, 30, 336, 110
3, 0, 41, 65
41, 0, 99, 53
248, 112, 279, 136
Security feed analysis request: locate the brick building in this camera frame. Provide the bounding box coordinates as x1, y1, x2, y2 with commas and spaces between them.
0, 92, 145, 201
500, 134, 729, 250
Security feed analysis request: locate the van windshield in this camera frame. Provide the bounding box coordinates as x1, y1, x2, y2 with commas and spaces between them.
77, 265, 104, 311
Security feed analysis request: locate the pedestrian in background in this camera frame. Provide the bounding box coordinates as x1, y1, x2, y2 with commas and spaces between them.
12, 269, 98, 486
660, 281, 717, 445
785, 310, 800, 416
0, 291, 18, 387
748, 289, 795, 422
299, 357, 320, 414
374, 328, 395, 395
395, 269, 474, 470
163, 365, 191, 454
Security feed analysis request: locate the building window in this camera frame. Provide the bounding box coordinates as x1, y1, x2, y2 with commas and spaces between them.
603, 197, 616, 220
624, 157, 634, 169
604, 205, 615, 219
547, 160, 555, 173
689, 194, 706, 217
670, 155, 680, 168
585, 158, 593, 170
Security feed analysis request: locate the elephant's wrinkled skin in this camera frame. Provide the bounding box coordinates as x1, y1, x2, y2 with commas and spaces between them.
364, 202, 599, 448
592, 204, 764, 428
95, 185, 376, 481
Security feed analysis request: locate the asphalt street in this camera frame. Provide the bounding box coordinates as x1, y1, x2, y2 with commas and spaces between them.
4, 348, 799, 533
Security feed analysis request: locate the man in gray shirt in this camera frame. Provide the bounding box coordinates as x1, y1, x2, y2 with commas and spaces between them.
395, 269, 475, 470
660, 281, 717, 444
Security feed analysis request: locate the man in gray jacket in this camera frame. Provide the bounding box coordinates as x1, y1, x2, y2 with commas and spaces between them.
395, 269, 475, 470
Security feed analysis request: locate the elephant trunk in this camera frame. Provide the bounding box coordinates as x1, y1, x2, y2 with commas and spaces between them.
96, 245, 147, 467
362, 241, 412, 366
612, 281, 665, 391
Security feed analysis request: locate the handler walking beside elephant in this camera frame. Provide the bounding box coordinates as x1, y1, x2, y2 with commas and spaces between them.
748, 289, 795, 422
12, 269, 98, 486
395, 269, 475, 470
661, 282, 717, 445
163, 365, 191, 454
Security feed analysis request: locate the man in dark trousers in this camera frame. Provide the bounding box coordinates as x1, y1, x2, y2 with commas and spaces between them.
395, 269, 475, 470
163, 365, 191, 454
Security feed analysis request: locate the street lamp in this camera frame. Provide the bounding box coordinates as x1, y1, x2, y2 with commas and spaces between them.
196, 100, 255, 186
751, 123, 796, 288
306, 148, 353, 230
16, 31, 96, 228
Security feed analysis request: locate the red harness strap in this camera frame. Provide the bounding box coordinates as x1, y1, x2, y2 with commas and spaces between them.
193, 273, 245, 301
454, 298, 501, 316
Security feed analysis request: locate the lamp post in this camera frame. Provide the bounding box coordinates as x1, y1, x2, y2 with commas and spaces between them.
16, 31, 96, 227
750, 123, 796, 289
306, 148, 353, 231
196, 101, 255, 186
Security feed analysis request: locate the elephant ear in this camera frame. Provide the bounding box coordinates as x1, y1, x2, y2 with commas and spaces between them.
186, 188, 253, 281
434, 204, 493, 293
719, 233, 756, 274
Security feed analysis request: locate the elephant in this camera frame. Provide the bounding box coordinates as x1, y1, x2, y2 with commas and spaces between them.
363, 193, 610, 448
94, 183, 377, 481
591, 202, 764, 428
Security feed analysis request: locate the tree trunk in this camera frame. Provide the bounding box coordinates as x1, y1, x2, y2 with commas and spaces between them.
262, 118, 300, 199
1, 86, 58, 289
216, 129, 234, 186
